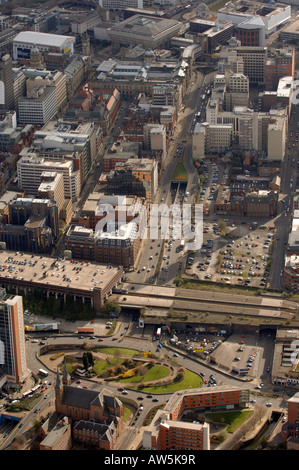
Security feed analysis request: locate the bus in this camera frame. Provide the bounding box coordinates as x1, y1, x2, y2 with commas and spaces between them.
38, 369, 49, 377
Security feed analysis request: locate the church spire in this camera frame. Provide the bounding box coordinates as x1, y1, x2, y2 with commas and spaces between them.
62, 357, 71, 385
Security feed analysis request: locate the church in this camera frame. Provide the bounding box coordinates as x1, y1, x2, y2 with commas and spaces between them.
39, 360, 124, 450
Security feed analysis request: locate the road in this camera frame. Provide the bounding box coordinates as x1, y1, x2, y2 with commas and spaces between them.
268, 103, 299, 290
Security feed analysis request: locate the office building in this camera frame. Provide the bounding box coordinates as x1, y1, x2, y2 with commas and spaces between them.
13, 31, 75, 61
106, 158, 158, 203
17, 153, 81, 202
217, 1, 291, 38
107, 14, 182, 50
99, 0, 144, 9
284, 256, 299, 292
0, 288, 29, 388
281, 392, 299, 443
37, 172, 66, 219
265, 47, 295, 91
18, 85, 57, 126
144, 385, 249, 450
31, 120, 101, 184
24, 69, 67, 115
0, 53, 14, 112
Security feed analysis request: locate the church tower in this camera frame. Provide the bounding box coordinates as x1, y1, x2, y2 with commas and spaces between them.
55, 367, 63, 403
30, 44, 44, 68
62, 357, 71, 385
81, 33, 90, 56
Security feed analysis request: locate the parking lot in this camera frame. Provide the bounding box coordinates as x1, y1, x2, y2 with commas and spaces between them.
169, 329, 262, 380
187, 220, 275, 288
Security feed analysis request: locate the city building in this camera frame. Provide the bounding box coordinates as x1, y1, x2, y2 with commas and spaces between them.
280, 17, 299, 43
30, 120, 102, 184
214, 185, 278, 218
0, 251, 124, 313
13, 31, 75, 61
265, 47, 295, 91
217, 1, 291, 38
193, 122, 233, 159
144, 385, 249, 450
0, 111, 22, 153
23, 69, 67, 116
107, 14, 182, 50
37, 172, 66, 220
18, 85, 57, 126
106, 158, 158, 203
0, 197, 60, 253
65, 219, 143, 269
0, 53, 14, 112
0, 288, 29, 390
281, 392, 299, 443
39, 363, 124, 450
99, 0, 144, 8
17, 154, 81, 202
71, 193, 147, 231
284, 255, 299, 292
102, 141, 140, 173
236, 16, 265, 47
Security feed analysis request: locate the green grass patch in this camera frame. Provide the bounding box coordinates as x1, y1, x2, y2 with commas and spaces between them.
117, 365, 170, 384
6, 394, 43, 413
95, 347, 140, 356
206, 410, 254, 433
123, 406, 132, 422
132, 369, 203, 393
172, 161, 188, 181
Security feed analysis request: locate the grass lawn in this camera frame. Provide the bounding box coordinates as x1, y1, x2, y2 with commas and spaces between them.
117, 365, 170, 384
123, 406, 132, 422
206, 410, 254, 433
133, 369, 203, 393
95, 347, 140, 356
172, 161, 188, 181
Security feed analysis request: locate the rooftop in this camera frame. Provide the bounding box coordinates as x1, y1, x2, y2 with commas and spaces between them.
0, 250, 122, 293
13, 31, 75, 47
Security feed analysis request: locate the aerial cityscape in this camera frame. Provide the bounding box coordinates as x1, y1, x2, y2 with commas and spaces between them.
1, 0, 299, 455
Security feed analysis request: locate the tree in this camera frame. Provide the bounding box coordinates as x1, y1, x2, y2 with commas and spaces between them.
101, 301, 121, 315
218, 219, 227, 235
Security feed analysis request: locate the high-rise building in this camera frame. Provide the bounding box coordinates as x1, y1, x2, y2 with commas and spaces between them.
0, 288, 29, 387
0, 53, 14, 112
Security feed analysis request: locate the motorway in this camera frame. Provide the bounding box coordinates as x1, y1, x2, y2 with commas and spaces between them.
268, 103, 299, 290
127, 70, 215, 286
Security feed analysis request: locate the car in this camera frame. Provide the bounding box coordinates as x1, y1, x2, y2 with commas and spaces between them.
146, 394, 153, 398
152, 398, 159, 402
98, 338, 103, 341
112, 337, 118, 341
266, 402, 272, 407
76, 380, 81, 384
137, 396, 144, 400
122, 390, 128, 395
118, 387, 124, 391
82, 386, 88, 389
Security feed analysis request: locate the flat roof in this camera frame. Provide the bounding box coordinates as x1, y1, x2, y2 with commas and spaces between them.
0, 251, 122, 293
13, 31, 75, 47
